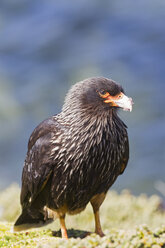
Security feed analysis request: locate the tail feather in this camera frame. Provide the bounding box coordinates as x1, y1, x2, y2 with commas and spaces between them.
13, 208, 53, 232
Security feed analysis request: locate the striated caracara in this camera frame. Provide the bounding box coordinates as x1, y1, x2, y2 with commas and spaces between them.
14, 77, 133, 238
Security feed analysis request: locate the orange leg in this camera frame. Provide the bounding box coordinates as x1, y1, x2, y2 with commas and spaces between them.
93, 210, 105, 237
59, 215, 68, 239
90, 193, 106, 237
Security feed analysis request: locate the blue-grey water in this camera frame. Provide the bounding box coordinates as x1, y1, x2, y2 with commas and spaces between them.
0, 0, 165, 198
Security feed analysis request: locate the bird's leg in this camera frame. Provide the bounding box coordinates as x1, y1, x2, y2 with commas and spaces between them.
93, 209, 105, 237
90, 193, 106, 237
59, 214, 68, 239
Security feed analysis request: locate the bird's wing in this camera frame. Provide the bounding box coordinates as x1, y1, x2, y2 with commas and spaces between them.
120, 131, 129, 174
20, 117, 62, 208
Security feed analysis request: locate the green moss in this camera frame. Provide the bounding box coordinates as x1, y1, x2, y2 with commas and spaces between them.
0, 185, 165, 247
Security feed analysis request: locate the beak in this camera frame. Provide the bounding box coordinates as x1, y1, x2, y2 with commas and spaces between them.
113, 94, 133, 112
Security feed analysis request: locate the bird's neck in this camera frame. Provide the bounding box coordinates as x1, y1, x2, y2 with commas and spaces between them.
59, 108, 125, 141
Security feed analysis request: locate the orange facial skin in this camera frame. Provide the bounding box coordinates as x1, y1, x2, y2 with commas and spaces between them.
98, 91, 124, 107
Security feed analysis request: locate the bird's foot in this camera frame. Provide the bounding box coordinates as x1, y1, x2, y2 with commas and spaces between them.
61, 229, 68, 239
95, 229, 105, 237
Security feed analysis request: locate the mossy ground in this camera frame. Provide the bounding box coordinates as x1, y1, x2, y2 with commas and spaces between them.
0, 184, 165, 247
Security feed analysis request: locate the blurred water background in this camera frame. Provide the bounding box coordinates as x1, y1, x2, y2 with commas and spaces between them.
0, 0, 164, 199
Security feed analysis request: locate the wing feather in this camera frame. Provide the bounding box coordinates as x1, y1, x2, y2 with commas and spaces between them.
20, 117, 61, 208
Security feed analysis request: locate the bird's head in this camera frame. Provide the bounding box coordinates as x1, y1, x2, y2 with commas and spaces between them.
82, 77, 133, 112
62, 77, 133, 120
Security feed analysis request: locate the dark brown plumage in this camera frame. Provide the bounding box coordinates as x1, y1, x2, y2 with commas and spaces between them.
14, 77, 133, 238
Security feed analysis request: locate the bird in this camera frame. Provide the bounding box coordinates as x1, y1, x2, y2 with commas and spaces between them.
14, 77, 133, 238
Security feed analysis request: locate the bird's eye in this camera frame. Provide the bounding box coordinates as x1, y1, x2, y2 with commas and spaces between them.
99, 89, 107, 96
97, 89, 110, 99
